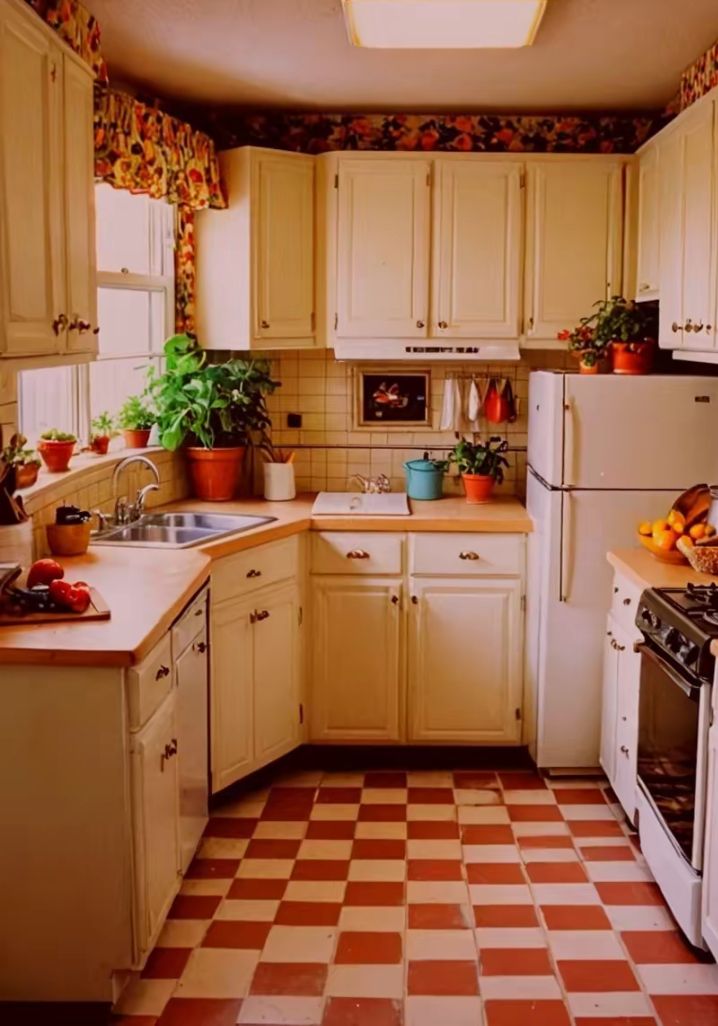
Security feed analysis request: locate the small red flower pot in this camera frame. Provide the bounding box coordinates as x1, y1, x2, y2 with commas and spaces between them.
611, 340, 655, 375
462, 474, 496, 504
123, 429, 152, 448
38, 440, 75, 473
91, 435, 111, 455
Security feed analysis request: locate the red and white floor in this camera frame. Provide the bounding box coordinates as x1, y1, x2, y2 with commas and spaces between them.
110, 768, 718, 1026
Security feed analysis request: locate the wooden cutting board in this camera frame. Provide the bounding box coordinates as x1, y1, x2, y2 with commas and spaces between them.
0, 588, 111, 626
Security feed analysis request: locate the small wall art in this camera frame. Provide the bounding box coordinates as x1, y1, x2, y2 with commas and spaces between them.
355, 368, 431, 428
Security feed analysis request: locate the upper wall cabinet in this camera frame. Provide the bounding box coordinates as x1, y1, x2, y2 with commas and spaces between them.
656, 99, 717, 354
634, 141, 660, 301
196, 147, 316, 350
0, 0, 96, 362
524, 160, 624, 343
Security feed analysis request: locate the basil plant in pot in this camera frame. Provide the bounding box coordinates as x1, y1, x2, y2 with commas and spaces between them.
150, 334, 279, 501
448, 436, 510, 504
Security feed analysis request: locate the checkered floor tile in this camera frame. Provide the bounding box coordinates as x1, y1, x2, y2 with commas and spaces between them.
94, 769, 718, 1024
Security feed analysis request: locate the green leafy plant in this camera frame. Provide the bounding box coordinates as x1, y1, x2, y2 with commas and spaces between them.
117, 394, 157, 431
149, 334, 279, 452
90, 411, 117, 438
2, 433, 40, 468
448, 436, 510, 482
558, 296, 658, 365
40, 429, 76, 443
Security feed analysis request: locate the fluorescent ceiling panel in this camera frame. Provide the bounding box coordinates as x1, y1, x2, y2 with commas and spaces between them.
342, 0, 547, 48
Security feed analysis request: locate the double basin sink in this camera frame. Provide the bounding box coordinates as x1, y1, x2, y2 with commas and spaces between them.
92, 511, 277, 549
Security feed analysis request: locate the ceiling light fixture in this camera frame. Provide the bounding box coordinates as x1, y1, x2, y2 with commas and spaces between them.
341, 0, 547, 49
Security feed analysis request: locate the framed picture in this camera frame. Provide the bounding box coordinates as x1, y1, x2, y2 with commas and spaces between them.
355, 369, 431, 428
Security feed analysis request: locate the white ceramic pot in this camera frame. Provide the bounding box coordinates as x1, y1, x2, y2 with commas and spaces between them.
0, 519, 33, 567
263, 462, 296, 501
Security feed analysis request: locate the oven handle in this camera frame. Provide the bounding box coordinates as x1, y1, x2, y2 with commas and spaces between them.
635, 641, 701, 700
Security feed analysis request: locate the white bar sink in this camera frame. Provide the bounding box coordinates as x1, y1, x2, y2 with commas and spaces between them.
312, 492, 411, 516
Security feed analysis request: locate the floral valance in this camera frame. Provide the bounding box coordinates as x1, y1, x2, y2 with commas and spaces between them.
680, 39, 718, 111
25, 0, 108, 82
93, 87, 226, 211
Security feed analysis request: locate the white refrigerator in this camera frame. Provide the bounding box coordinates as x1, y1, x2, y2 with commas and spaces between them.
526, 371, 718, 769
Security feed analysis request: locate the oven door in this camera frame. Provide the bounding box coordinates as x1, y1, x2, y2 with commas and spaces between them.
636, 641, 711, 871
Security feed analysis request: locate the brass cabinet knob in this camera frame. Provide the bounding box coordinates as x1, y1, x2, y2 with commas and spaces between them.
416, 320, 425, 329
438, 320, 448, 329
459, 551, 480, 560
346, 549, 370, 559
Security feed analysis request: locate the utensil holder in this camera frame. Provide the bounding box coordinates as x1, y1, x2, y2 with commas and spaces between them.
263, 462, 296, 501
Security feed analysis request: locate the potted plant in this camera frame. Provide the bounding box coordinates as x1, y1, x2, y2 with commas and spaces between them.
89, 411, 117, 455
448, 436, 509, 504
118, 394, 156, 448
2, 433, 41, 488
559, 297, 657, 375
150, 334, 279, 501
0, 429, 32, 565
37, 429, 76, 473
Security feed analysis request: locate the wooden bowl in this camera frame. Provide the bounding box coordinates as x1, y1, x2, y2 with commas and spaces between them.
46, 522, 91, 557
637, 533, 688, 565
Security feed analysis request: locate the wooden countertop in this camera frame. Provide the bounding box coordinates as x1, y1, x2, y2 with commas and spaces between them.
0, 493, 531, 668
607, 548, 717, 592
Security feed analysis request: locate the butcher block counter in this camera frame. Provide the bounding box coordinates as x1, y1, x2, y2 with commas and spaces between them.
607, 547, 717, 592
0, 494, 531, 667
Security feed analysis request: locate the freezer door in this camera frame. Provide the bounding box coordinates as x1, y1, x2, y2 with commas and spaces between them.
527, 371, 565, 486
527, 478, 677, 768
564, 375, 718, 489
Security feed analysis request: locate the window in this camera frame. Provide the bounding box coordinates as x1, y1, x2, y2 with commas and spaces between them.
20, 185, 175, 444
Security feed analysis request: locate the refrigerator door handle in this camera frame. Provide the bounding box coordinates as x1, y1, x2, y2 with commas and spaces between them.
559, 490, 573, 603
563, 399, 575, 488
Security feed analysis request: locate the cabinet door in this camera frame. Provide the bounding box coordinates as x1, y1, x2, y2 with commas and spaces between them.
657, 129, 684, 348
599, 619, 619, 782
635, 144, 660, 301
0, 5, 64, 357
175, 629, 209, 874
131, 691, 180, 957
310, 576, 402, 741
63, 54, 97, 354
408, 578, 523, 743
254, 153, 314, 342
525, 161, 623, 341
681, 103, 716, 350
253, 582, 301, 765
211, 595, 254, 793
612, 622, 640, 823
433, 160, 522, 339
336, 159, 431, 338
702, 709, 718, 958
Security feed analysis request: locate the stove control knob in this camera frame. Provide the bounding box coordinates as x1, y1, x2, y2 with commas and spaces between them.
641, 609, 659, 630
665, 627, 683, 652
681, 642, 700, 666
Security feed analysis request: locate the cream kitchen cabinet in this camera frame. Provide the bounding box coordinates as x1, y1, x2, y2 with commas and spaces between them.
656, 99, 717, 353
310, 575, 403, 742
408, 578, 523, 743
196, 147, 316, 350
0, 0, 96, 361
702, 673, 718, 957
524, 159, 624, 343
210, 537, 303, 793
634, 141, 660, 301
432, 159, 522, 339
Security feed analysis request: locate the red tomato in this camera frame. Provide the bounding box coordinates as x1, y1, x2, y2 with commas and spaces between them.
49, 579, 91, 614
27, 558, 64, 590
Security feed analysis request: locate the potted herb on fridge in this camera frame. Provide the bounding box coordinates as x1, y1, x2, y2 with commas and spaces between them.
559, 296, 657, 375
118, 394, 157, 449
89, 411, 117, 455
448, 436, 510, 504
2, 433, 41, 488
150, 334, 279, 501
37, 429, 77, 473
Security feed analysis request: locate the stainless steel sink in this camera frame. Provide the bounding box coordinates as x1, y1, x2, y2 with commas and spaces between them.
92, 511, 277, 549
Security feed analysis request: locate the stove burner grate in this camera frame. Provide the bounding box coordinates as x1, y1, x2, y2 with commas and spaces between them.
685, 582, 718, 610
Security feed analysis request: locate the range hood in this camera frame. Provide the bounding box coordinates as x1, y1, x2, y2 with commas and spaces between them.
333, 338, 521, 362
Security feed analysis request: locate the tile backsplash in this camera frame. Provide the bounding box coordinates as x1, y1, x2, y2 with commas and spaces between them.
259, 349, 569, 498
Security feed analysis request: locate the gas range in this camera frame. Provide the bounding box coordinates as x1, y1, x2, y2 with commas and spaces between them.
636, 583, 718, 686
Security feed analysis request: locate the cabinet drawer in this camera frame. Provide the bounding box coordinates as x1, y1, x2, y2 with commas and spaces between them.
410, 533, 524, 576
212, 537, 299, 602
609, 572, 643, 637
172, 588, 208, 658
127, 633, 173, 731
311, 532, 403, 575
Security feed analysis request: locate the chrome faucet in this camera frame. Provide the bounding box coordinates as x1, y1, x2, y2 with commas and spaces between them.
110, 455, 160, 524
353, 473, 391, 494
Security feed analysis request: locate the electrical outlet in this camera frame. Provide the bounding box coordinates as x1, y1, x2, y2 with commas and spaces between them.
287, 413, 302, 428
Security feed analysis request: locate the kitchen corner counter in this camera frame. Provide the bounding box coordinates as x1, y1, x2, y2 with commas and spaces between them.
607, 547, 716, 591
0, 493, 530, 667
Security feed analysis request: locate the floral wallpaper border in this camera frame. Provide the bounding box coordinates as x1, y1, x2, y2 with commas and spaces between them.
25, 0, 108, 82
681, 39, 718, 110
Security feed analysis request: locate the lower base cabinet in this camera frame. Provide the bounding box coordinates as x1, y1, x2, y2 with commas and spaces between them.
408, 578, 523, 742
600, 589, 641, 825
703, 693, 718, 957
310, 576, 403, 741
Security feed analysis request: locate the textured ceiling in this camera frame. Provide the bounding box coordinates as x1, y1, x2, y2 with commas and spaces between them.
87, 0, 718, 112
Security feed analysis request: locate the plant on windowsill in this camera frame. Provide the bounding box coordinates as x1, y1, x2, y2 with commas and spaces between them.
149, 334, 279, 501
89, 411, 118, 456
448, 436, 509, 504
37, 429, 77, 473
558, 296, 657, 375
0, 428, 31, 565
2, 433, 41, 489
117, 394, 157, 449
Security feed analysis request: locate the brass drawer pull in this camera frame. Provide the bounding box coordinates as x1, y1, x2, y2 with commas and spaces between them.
155, 664, 171, 680
193, 641, 207, 654
346, 549, 370, 559
251, 609, 270, 623
459, 551, 480, 561
246, 568, 262, 578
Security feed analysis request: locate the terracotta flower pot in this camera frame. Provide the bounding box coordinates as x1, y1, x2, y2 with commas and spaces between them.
123, 428, 152, 449
38, 439, 75, 473
186, 446, 245, 501
610, 340, 655, 375
462, 473, 496, 504
15, 463, 39, 488
91, 435, 111, 455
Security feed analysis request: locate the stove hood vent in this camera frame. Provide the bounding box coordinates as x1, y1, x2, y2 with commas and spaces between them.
333, 339, 521, 362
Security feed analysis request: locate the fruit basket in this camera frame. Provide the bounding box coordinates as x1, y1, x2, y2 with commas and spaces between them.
637, 534, 689, 565
637, 484, 713, 564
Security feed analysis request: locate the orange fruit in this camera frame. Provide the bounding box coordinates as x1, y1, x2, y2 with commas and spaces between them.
638, 521, 653, 537
655, 529, 678, 551
668, 510, 686, 532
689, 523, 707, 541
652, 518, 671, 541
